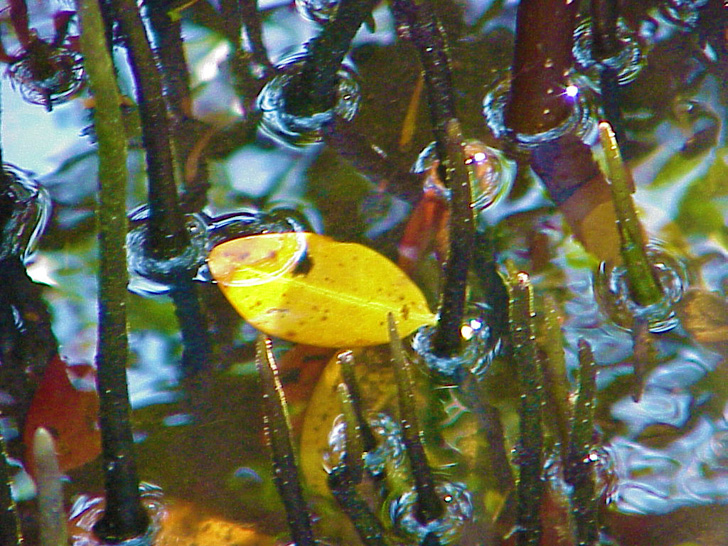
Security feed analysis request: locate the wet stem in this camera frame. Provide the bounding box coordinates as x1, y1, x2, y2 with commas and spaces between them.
391, 0, 475, 357
598, 121, 663, 307
76, 0, 149, 539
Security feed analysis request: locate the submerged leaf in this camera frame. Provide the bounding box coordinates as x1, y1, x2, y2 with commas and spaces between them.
23, 354, 101, 474
208, 233, 437, 347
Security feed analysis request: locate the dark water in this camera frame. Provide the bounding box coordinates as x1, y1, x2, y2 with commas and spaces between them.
1, 0, 727, 545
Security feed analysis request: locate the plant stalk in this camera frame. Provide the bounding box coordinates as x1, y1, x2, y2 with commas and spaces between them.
389, 314, 444, 524
283, 0, 379, 117
598, 121, 662, 306
255, 337, 316, 546
76, 0, 150, 539
507, 269, 544, 546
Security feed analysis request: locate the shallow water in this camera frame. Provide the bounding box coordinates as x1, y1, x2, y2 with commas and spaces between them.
1, 0, 727, 545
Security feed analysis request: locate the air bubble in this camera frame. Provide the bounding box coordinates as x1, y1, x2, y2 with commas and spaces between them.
0, 164, 51, 263
295, 0, 340, 25
593, 242, 689, 333
413, 304, 501, 384
483, 73, 598, 150
126, 205, 209, 296
388, 480, 473, 545
257, 54, 361, 148
412, 141, 514, 211
572, 17, 646, 87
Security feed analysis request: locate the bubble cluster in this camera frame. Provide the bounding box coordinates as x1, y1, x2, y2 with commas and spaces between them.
325, 412, 406, 477
257, 55, 361, 148
68, 482, 165, 545
7, 44, 84, 110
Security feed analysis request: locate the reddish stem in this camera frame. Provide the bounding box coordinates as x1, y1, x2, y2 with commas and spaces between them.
504, 0, 581, 135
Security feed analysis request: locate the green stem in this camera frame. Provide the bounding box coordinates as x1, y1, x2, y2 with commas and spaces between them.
388, 314, 444, 524
565, 340, 599, 546
506, 269, 543, 546
598, 121, 662, 306
338, 351, 378, 453
76, 0, 150, 540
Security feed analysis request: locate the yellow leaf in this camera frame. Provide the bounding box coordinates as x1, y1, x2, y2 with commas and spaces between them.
208, 233, 437, 347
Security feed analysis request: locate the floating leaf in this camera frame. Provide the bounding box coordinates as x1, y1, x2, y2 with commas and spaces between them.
208, 233, 437, 347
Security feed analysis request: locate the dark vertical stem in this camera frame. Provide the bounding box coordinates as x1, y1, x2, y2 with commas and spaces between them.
565, 339, 599, 546
388, 315, 444, 524
431, 119, 474, 357
507, 270, 543, 546
283, 0, 379, 117
326, 382, 387, 546
77, 0, 150, 541
145, 0, 192, 119
391, 0, 474, 357
107, 0, 213, 378
391, 0, 454, 146
170, 280, 212, 378
104, 0, 189, 260
328, 384, 391, 546
504, 0, 580, 135
328, 467, 393, 546
239, 0, 273, 71
338, 351, 377, 453
255, 337, 316, 546
0, 432, 23, 546
591, 0, 626, 146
